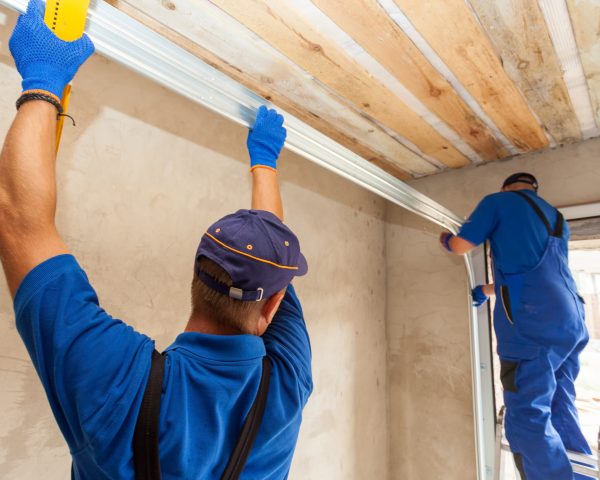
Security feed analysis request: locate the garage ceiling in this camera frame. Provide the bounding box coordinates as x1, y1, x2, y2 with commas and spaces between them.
106, 0, 600, 180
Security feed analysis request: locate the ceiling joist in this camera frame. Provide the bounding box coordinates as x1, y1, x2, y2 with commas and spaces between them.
207, 0, 472, 169
395, 0, 549, 152
566, 0, 600, 133
89, 0, 599, 180
469, 0, 582, 144
108, 0, 442, 178
311, 0, 508, 162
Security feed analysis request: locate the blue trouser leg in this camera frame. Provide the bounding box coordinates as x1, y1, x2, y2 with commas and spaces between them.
552, 341, 592, 479
504, 353, 573, 480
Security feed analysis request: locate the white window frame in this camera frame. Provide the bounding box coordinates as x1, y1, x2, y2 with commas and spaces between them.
561, 202, 600, 221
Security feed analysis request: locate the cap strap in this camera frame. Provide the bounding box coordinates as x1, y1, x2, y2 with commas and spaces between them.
197, 270, 264, 302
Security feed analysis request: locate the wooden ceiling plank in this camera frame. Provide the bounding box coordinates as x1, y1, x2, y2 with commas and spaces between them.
469, 0, 582, 144
395, 0, 549, 152
207, 0, 471, 169
566, 0, 600, 130
106, 0, 433, 178
312, 0, 508, 161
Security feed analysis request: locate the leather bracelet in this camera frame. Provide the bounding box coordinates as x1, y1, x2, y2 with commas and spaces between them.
16, 91, 63, 114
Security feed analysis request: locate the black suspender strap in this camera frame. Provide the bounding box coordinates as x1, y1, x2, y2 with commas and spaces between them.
134, 350, 166, 480
220, 356, 272, 480
512, 191, 563, 238
553, 211, 565, 238
513, 191, 551, 234
133, 352, 272, 480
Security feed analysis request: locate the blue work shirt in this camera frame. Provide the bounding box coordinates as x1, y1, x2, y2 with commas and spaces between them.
14, 254, 312, 479
458, 189, 570, 275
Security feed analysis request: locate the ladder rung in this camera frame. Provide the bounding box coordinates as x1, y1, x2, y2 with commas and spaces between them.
501, 442, 599, 478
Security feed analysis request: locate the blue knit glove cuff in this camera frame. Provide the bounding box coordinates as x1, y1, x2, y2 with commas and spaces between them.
247, 106, 287, 171
441, 232, 454, 252
20, 64, 74, 98
9, 0, 95, 99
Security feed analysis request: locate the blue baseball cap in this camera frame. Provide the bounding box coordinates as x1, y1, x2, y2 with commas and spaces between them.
502, 172, 539, 191
195, 210, 308, 301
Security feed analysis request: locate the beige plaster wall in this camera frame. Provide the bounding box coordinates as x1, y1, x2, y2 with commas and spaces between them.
0, 8, 389, 479
386, 136, 600, 479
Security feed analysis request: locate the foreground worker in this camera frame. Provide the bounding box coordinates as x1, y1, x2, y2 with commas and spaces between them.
440, 173, 591, 480
0, 2, 312, 478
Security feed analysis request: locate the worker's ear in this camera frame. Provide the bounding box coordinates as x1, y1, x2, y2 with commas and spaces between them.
257, 289, 286, 335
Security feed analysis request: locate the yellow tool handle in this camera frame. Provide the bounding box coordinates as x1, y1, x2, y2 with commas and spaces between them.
44, 0, 90, 154
55, 84, 71, 154
44, 0, 90, 42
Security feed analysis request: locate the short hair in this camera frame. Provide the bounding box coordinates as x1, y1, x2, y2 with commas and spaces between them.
191, 257, 266, 333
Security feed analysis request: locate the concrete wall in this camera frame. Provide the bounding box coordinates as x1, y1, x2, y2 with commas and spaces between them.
386, 137, 600, 479
0, 8, 389, 479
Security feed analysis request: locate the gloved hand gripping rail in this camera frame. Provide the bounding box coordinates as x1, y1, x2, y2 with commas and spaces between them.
9, 0, 92, 152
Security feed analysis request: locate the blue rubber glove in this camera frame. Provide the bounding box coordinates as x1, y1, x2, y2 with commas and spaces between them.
247, 106, 287, 171
472, 285, 489, 307
440, 232, 454, 252
9, 0, 95, 99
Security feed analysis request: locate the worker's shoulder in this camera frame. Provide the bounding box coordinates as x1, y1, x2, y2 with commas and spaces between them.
484, 191, 513, 201
481, 191, 543, 206
474, 191, 506, 209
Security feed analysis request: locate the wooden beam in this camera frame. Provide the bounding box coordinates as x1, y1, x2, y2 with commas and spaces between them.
312, 0, 508, 161
469, 0, 582, 144
567, 0, 600, 130
395, 0, 549, 151
207, 0, 471, 169
106, 0, 434, 179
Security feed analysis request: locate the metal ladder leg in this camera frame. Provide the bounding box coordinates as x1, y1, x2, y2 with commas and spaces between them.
494, 407, 505, 480
496, 406, 599, 479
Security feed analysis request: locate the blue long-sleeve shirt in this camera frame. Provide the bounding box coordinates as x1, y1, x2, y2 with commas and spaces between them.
458, 189, 569, 275
15, 254, 312, 479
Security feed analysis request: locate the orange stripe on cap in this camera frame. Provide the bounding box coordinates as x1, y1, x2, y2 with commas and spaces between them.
204, 232, 299, 270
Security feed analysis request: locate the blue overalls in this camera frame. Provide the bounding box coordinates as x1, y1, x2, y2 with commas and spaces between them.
493, 191, 591, 480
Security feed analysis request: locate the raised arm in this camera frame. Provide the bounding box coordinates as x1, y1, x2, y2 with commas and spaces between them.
439, 194, 499, 256
439, 232, 477, 255
247, 106, 287, 221
0, 0, 94, 297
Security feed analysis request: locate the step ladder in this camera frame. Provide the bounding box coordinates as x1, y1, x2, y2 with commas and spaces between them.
494, 406, 600, 479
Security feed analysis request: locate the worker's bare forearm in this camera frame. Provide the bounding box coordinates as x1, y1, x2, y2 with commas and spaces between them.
0, 101, 58, 227
0, 101, 68, 297
482, 284, 495, 296
449, 235, 476, 255
251, 168, 284, 221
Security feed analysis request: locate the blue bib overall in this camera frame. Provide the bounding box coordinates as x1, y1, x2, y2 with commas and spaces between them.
493, 191, 591, 480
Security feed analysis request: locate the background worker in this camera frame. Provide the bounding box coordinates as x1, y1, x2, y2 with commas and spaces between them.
439, 173, 591, 480
0, 2, 312, 478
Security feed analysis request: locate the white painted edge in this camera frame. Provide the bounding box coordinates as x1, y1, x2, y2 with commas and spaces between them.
538, 0, 600, 139
468, 248, 497, 480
